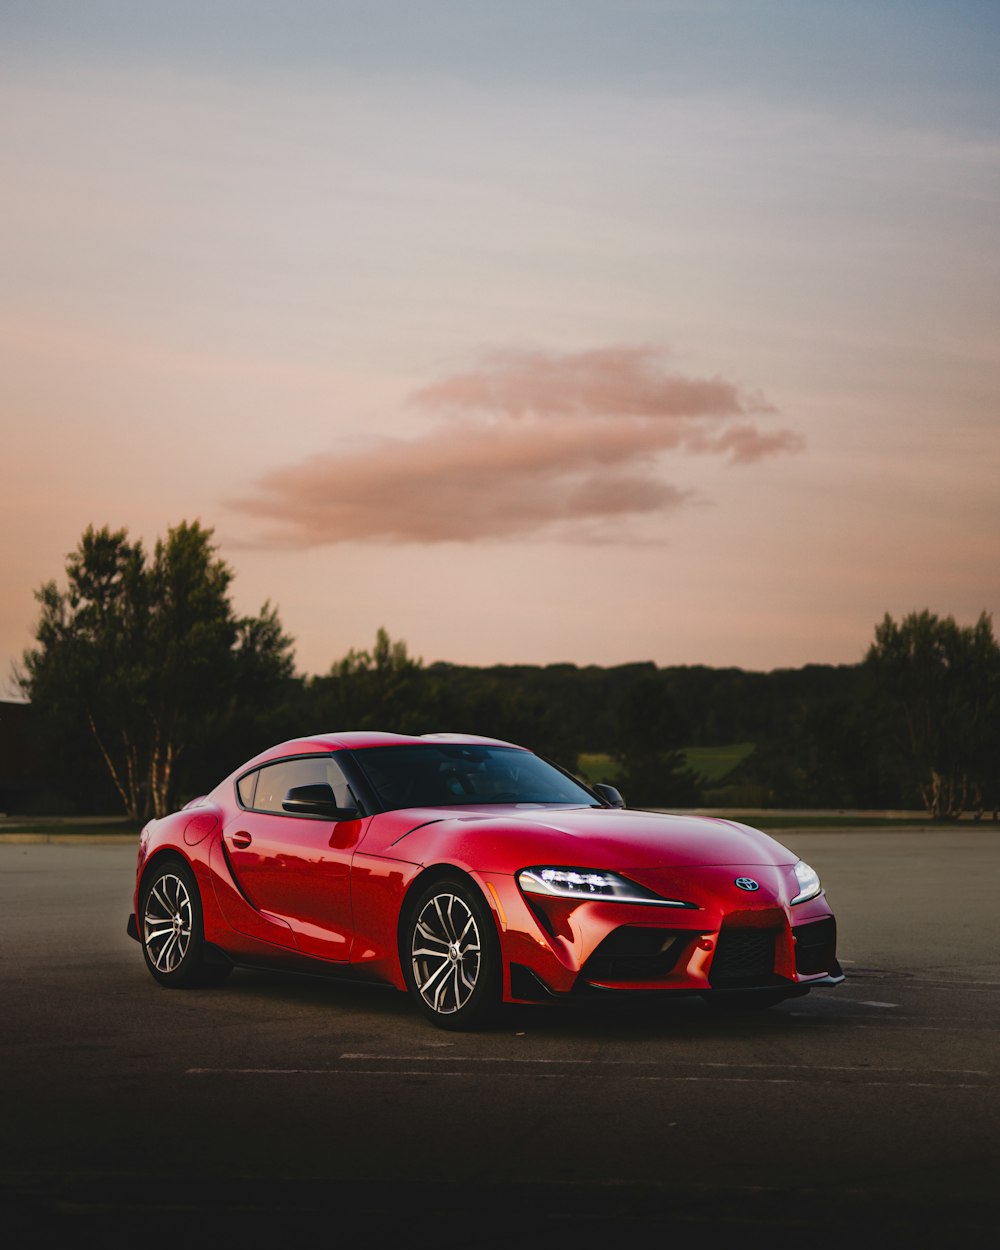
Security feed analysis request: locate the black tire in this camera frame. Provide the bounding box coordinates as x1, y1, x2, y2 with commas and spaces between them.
139, 858, 232, 989
402, 877, 501, 1030
702, 989, 789, 1012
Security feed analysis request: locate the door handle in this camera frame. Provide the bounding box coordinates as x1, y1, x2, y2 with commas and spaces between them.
230, 831, 252, 849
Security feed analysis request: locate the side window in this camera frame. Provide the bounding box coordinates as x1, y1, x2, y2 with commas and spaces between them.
252, 755, 355, 816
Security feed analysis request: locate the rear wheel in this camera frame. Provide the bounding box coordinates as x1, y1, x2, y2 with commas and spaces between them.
140, 858, 232, 988
403, 878, 500, 1030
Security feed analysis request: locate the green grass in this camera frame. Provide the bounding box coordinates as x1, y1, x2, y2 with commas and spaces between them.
576, 752, 619, 784
578, 743, 755, 785
0, 818, 140, 838
704, 813, 974, 831
682, 742, 755, 782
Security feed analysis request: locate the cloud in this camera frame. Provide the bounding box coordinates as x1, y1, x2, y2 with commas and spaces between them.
231, 346, 801, 545
682, 421, 805, 464
410, 345, 775, 420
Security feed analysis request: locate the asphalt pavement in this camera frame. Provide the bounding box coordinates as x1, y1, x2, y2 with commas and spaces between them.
2, 830, 998, 1247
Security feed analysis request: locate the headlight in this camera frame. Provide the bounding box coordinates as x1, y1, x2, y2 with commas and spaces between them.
517, 866, 693, 908
791, 860, 822, 904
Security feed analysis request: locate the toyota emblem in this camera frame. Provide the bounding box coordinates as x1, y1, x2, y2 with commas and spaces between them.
734, 877, 760, 892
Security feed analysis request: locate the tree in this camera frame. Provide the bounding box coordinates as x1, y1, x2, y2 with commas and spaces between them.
20, 522, 295, 819
865, 610, 1000, 819
611, 674, 700, 808
307, 627, 429, 733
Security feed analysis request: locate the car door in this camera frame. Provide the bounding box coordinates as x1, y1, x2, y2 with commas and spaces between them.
222, 754, 366, 961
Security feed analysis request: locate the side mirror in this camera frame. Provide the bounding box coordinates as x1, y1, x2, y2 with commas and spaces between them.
592, 783, 625, 809
282, 783, 361, 820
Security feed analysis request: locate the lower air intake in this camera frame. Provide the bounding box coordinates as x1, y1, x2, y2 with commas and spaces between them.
709, 926, 779, 987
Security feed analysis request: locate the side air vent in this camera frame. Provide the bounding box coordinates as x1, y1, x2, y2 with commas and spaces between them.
581, 927, 693, 984
793, 917, 839, 976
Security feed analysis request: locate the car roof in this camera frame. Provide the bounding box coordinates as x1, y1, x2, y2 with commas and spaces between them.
242, 730, 525, 768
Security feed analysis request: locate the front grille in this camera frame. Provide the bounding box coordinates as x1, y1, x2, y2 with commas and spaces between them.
793, 917, 837, 975
709, 926, 779, 987
581, 927, 691, 984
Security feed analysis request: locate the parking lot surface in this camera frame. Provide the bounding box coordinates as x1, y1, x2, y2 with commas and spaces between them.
2, 831, 998, 1245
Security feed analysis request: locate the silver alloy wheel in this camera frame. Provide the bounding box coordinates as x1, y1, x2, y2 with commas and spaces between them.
143, 873, 193, 974
411, 892, 482, 1015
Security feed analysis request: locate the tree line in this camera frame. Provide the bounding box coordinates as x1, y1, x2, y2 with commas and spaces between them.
13, 522, 1000, 821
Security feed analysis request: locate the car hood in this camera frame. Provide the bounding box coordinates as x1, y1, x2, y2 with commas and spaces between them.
363, 804, 797, 871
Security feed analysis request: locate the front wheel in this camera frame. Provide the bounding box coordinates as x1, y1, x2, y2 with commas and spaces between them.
139, 858, 232, 988
402, 878, 500, 1030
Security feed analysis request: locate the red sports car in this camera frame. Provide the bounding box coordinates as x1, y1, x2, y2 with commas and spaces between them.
128, 732, 843, 1028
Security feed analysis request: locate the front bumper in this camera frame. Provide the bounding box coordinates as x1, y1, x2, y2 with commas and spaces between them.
480, 870, 843, 1002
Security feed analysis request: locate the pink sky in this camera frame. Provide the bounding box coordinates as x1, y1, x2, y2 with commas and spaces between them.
2, 5, 998, 685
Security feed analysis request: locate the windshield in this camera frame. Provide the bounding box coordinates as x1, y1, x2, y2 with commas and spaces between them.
354, 744, 598, 812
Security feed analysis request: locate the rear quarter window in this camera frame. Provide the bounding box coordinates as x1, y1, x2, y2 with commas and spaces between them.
236, 770, 258, 808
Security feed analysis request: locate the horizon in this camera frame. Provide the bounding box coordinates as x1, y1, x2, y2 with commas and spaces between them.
7, 605, 979, 704
3, 2, 998, 684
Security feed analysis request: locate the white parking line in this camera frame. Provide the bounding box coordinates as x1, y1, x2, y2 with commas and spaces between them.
851, 981, 1000, 993
857, 1022, 1000, 1030
340, 1052, 598, 1064
338, 1053, 989, 1075
184, 1067, 992, 1089
812, 997, 902, 1009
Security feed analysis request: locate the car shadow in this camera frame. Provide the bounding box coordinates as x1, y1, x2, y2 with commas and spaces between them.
213, 964, 852, 1040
